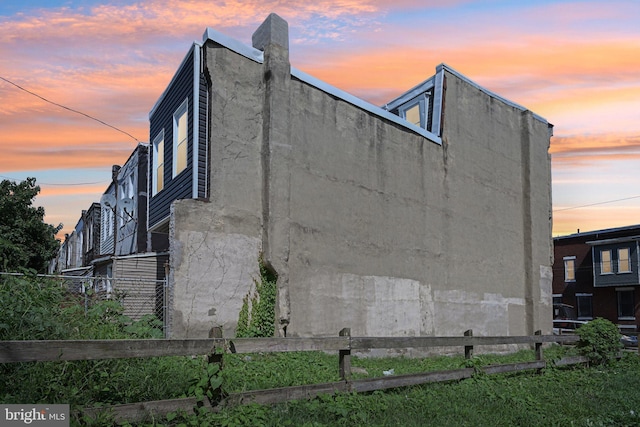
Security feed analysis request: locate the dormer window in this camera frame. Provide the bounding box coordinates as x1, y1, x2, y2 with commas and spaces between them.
398, 94, 428, 129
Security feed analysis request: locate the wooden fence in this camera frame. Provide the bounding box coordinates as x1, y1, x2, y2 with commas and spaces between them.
0, 330, 582, 423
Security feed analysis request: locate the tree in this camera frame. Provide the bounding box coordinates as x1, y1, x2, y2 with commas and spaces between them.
0, 177, 62, 273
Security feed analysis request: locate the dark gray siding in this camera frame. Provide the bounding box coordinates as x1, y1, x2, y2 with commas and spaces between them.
149, 46, 198, 228
593, 241, 640, 287
135, 145, 149, 252
198, 73, 208, 199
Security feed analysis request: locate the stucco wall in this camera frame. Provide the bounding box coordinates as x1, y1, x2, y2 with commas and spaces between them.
168, 16, 552, 339
277, 71, 552, 338
169, 42, 265, 338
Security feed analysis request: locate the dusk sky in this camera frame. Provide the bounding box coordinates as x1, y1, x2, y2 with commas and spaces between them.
1, 0, 639, 239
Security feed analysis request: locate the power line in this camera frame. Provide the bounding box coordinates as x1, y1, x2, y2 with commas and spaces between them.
0, 75, 142, 143
553, 195, 640, 212
0, 175, 109, 186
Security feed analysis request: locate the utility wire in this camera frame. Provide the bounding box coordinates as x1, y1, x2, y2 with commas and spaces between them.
0, 175, 109, 186
553, 195, 640, 212
0, 75, 142, 143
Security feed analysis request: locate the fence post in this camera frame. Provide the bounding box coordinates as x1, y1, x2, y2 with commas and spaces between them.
534, 330, 543, 361
339, 328, 351, 381
464, 329, 473, 359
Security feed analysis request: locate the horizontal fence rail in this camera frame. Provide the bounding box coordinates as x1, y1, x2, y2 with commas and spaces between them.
0, 334, 579, 364
1, 330, 587, 423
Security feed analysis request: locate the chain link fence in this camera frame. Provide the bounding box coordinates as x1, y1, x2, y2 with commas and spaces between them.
2, 272, 168, 337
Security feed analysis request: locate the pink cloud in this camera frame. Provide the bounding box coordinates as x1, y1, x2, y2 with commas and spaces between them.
2, 0, 640, 238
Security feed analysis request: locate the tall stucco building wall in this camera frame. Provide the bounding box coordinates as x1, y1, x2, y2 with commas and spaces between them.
169, 42, 265, 338
167, 14, 552, 339
276, 70, 552, 338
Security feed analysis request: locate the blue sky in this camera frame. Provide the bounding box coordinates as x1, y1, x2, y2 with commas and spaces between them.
1, 0, 639, 237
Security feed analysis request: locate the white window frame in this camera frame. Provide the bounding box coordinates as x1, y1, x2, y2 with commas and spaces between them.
563, 256, 576, 282
173, 98, 189, 178
152, 130, 164, 196
399, 94, 428, 129
600, 249, 613, 275
618, 247, 631, 273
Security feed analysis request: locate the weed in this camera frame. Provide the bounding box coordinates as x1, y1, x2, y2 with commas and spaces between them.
236, 256, 277, 338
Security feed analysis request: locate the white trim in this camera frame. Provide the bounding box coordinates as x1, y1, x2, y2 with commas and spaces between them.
150, 44, 198, 118
383, 76, 435, 112
398, 94, 428, 129
192, 46, 200, 198
431, 66, 444, 136
437, 63, 548, 124
564, 257, 576, 282
600, 249, 613, 275
202, 27, 264, 63
172, 98, 189, 178
148, 215, 170, 233
618, 247, 631, 273
112, 251, 169, 261
195, 28, 551, 147
152, 130, 164, 196
290, 67, 442, 145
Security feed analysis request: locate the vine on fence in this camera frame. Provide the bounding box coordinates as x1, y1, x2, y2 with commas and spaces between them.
236, 256, 277, 338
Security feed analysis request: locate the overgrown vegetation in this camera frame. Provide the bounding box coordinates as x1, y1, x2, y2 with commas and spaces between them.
4, 274, 640, 427
152, 351, 640, 427
576, 317, 623, 365
235, 257, 277, 338
0, 275, 196, 420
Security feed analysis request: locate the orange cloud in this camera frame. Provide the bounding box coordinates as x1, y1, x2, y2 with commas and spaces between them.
550, 134, 640, 169
295, 35, 640, 106
38, 184, 109, 198
553, 206, 640, 237
2, 0, 639, 241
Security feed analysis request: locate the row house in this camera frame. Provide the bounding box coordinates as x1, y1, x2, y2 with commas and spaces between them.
553, 225, 640, 332
147, 14, 553, 339
52, 143, 168, 322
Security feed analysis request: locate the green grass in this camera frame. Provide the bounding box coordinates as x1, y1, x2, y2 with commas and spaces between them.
157, 351, 640, 427
7, 276, 639, 426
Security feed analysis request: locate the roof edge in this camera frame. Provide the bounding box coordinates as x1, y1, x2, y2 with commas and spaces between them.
438, 63, 549, 125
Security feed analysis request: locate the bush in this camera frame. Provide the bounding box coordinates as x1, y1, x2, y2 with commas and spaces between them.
575, 317, 622, 365
0, 274, 193, 411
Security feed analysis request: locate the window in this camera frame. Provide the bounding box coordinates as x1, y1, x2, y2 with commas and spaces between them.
398, 94, 428, 129
618, 248, 631, 273
152, 131, 164, 195
118, 179, 128, 228
617, 288, 635, 319
102, 205, 113, 238
576, 293, 593, 319
563, 256, 576, 282
601, 249, 612, 274
86, 219, 93, 250
173, 99, 188, 177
